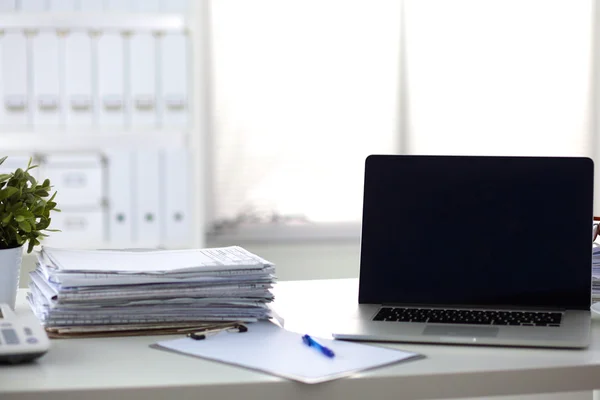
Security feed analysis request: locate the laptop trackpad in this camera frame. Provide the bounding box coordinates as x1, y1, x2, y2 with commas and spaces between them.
423, 325, 499, 338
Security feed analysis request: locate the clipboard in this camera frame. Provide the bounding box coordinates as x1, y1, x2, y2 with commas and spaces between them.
151, 320, 423, 384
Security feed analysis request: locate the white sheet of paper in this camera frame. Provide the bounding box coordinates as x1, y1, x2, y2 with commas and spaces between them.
40, 246, 272, 273
153, 321, 423, 384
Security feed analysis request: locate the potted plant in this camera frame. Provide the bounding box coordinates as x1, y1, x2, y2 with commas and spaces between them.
0, 156, 59, 309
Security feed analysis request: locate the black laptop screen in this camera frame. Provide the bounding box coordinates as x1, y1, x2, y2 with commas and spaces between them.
358, 155, 593, 310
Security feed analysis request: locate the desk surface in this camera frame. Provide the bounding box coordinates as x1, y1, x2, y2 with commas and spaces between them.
1, 279, 600, 400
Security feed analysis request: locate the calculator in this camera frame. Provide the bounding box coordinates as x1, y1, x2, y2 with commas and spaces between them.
0, 303, 50, 364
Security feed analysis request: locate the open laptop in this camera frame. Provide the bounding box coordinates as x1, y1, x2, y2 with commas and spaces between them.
332, 155, 593, 348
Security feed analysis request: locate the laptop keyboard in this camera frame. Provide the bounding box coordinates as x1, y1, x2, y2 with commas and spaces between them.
373, 307, 562, 327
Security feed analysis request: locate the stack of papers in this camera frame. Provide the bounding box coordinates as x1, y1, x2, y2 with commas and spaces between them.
593, 244, 600, 302
27, 246, 276, 337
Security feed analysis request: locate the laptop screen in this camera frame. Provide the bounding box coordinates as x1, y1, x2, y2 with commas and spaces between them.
358, 155, 593, 310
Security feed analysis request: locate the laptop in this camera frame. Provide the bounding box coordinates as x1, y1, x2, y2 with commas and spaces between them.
332, 155, 593, 348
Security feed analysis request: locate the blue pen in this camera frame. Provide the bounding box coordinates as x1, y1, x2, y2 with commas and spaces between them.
302, 334, 335, 358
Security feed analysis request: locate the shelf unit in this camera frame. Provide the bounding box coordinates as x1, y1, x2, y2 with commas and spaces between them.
0, 4, 208, 249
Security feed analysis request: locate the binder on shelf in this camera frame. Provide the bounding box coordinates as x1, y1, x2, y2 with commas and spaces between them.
97, 33, 125, 127
161, 148, 191, 248
39, 154, 105, 248
1, 32, 28, 127
133, 150, 161, 247
79, 0, 104, 11
65, 32, 94, 126
39, 154, 104, 209
106, 151, 134, 244
33, 32, 61, 126
0, 0, 16, 11
129, 33, 157, 128
160, 0, 187, 13
19, 0, 47, 11
131, 0, 159, 12
159, 33, 189, 128
105, 0, 131, 12
49, 0, 75, 11
43, 210, 105, 248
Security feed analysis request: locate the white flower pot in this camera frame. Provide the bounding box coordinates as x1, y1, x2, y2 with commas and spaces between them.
0, 246, 23, 309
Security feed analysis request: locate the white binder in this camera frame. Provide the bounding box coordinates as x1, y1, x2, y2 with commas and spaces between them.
19, 0, 47, 11
33, 32, 61, 126
49, 0, 75, 11
160, 148, 191, 248
39, 154, 106, 248
129, 33, 157, 128
105, 0, 130, 12
106, 151, 134, 245
65, 32, 93, 127
97, 33, 125, 127
44, 210, 105, 248
159, 0, 187, 13
1, 32, 28, 127
79, 0, 104, 11
40, 154, 104, 208
0, 0, 16, 11
133, 150, 161, 247
131, 0, 159, 12
158, 33, 189, 128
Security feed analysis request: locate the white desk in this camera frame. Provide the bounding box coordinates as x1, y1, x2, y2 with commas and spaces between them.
1, 279, 600, 400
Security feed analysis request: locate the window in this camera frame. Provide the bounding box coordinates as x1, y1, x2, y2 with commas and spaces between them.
208, 0, 594, 240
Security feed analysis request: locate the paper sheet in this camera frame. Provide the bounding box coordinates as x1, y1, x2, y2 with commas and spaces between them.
41, 246, 272, 273
152, 321, 423, 384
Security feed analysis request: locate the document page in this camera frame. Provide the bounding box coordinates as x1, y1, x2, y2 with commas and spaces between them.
153, 321, 423, 384
41, 246, 271, 273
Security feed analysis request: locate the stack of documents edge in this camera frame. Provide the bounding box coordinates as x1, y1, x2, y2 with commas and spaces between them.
593, 244, 600, 303
27, 246, 276, 338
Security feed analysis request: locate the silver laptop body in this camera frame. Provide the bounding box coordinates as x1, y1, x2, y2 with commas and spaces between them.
332, 155, 592, 348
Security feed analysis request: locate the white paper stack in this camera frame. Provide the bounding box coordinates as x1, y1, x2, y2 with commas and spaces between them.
593, 244, 600, 303
27, 246, 276, 336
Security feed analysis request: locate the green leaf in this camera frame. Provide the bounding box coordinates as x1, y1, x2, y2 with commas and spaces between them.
9, 201, 23, 212
0, 156, 6, 166
1, 212, 12, 225
0, 158, 59, 250
18, 220, 31, 232
0, 186, 19, 201
17, 209, 34, 219
36, 219, 49, 230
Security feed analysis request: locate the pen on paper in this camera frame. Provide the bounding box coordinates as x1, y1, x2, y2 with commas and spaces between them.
302, 334, 335, 358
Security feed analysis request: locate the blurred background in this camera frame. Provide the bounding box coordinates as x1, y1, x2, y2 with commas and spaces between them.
1, 0, 598, 285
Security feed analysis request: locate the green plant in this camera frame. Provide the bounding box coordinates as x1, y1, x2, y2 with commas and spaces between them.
0, 157, 60, 253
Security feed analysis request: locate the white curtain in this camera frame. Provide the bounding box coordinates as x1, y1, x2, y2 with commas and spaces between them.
208, 0, 594, 235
